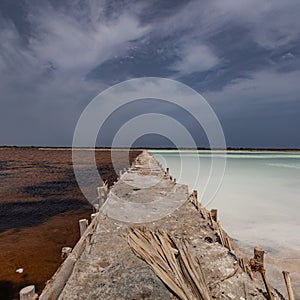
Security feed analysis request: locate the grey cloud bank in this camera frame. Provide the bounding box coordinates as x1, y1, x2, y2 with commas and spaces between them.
0, 0, 299, 148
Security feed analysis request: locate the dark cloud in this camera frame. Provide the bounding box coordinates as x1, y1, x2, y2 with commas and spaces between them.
97, 99, 209, 147
0, 0, 299, 147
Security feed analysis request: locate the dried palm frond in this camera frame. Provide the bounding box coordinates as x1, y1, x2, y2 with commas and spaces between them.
127, 227, 212, 300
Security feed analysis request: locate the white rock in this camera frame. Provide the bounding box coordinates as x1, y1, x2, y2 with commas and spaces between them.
16, 268, 23, 273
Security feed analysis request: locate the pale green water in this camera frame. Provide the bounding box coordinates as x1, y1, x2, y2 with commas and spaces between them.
150, 150, 300, 251
150, 150, 300, 295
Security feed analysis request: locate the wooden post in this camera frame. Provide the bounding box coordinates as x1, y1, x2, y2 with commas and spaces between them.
246, 264, 255, 280
61, 247, 72, 260
93, 204, 99, 212
193, 190, 198, 202
192, 190, 200, 210
97, 186, 106, 206
91, 213, 97, 221
97, 187, 103, 206
189, 191, 197, 209
217, 221, 225, 246
79, 219, 88, 237
226, 236, 233, 251
283, 271, 295, 300
250, 246, 274, 300
261, 270, 274, 300
97, 186, 103, 198
208, 211, 216, 230
103, 182, 108, 199
210, 209, 218, 222
239, 258, 246, 272
19, 285, 36, 300
166, 167, 169, 175
254, 246, 264, 269
199, 206, 207, 219
39, 213, 99, 300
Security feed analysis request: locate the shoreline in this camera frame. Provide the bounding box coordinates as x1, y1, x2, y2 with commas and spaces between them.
151, 148, 300, 298
40, 150, 286, 299
0, 145, 300, 152
0, 149, 298, 298
236, 240, 300, 297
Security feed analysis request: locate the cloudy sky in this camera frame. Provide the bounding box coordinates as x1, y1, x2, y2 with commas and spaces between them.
0, 0, 300, 148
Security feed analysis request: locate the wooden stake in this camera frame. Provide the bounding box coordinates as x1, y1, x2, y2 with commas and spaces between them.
189, 191, 198, 210
261, 270, 274, 300
210, 209, 218, 222
254, 246, 264, 270
97, 186, 103, 199
102, 181, 109, 199
79, 219, 88, 237
93, 204, 99, 213
193, 190, 199, 209
225, 236, 233, 251
96, 186, 106, 206
200, 206, 207, 220
39, 213, 99, 300
250, 247, 274, 300
91, 213, 97, 221
283, 271, 295, 300
208, 211, 215, 230
61, 247, 72, 260
246, 264, 255, 280
19, 285, 36, 300
239, 258, 246, 272
217, 221, 225, 246
193, 190, 198, 202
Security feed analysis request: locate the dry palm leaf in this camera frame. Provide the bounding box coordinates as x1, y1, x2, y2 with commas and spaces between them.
127, 227, 212, 300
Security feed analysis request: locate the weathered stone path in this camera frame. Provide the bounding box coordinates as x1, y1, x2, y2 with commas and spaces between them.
39, 150, 284, 300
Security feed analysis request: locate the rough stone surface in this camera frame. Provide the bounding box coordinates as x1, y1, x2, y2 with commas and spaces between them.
57, 151, 284, 300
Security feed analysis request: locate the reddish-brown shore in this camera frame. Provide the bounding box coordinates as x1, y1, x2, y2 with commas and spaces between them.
0, 148, 141, 300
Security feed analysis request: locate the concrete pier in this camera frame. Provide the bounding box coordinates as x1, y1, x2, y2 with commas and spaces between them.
39, 150, 284, 300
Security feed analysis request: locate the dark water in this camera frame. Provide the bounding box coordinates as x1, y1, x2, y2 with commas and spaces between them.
0, 198, 89, 233
0, 148, 141, 299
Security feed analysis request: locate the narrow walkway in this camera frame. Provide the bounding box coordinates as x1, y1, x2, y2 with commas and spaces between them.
101, 150, 188, 223
40, 151, 284, 300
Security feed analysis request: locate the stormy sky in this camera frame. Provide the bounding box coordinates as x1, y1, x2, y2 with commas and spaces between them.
0, 0, 300, 148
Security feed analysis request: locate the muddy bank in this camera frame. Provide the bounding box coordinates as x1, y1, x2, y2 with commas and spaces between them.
0, 148, 141, 299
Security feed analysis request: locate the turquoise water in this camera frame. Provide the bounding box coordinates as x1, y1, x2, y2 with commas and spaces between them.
150, 150, 300, 251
